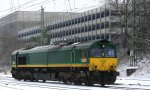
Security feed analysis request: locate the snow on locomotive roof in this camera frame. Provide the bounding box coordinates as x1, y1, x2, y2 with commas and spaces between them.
12, 48, 25, 55
30, 45, 55, 50
13, 40, 113, 54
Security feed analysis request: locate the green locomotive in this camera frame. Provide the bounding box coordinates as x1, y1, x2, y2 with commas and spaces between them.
11, 40, 119, 86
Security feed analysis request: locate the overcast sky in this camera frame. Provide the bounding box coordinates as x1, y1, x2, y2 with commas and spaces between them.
0, 0, 105, 18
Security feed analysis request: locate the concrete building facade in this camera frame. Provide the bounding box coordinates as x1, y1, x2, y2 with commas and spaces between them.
0, 11, 72, 53
18, 5, 120, 46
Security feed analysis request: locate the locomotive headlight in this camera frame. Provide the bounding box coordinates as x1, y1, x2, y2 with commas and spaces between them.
110, 66, 114, 71
103, 45, 105, 47
94, 65, 97, 69
13, 61, 15, 64
110, 66, 114, 69
109, 64, 116, 71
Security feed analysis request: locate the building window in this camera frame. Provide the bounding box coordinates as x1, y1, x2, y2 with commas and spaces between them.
92, 35, 95, 40
96, 24, 100, 29
69, 30, 71, 35
101, 11, 104, 18
75, 28, 77, 34
75, 18, 78, 24
92, 24, 96, 31
88, 15, 91, 20
57, 23, 60, 28
96, 35, 100, 39
60, 23, 62, 28
96, 13, 100, 18
78, 18, 81, 23
105, 10, 109, 17
85, 16, 88, 22
71, 19, 75, 25
92, 14, 96, 20
81, 17, 84, 22
88, 26, 92, 31
72, 29, 75, 34
101, 23, 104, 29
85, 26, 88, 32
66, 21, 69, 26
78, 28, 81, 33
81, 27, 84, 32
69, 20, 72, 25
66, 31, 69, 35
63, 22, 65, 26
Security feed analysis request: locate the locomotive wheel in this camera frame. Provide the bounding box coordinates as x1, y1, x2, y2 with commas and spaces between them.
58, 76, 62, 82
12, 74, 16, 79
109, 77, 116, 84
73, 78, 82, 85
43, 80, 46, 82
84, 80, 93, 86
85, 82, 93, 86
59, 76, 67, 84
30, 79, 33, 82
101, 84, 105, 87
74, 80, 82, 85
62, 77, 67, 84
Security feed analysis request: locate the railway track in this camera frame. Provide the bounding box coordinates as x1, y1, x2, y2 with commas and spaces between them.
0, 76, 92, 90
1, 75, 150, 90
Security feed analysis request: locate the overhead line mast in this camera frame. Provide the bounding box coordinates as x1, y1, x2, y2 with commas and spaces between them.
40, 6, 50, 45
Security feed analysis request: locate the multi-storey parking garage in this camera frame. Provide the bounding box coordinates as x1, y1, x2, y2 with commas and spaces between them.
18, 4, 119, 45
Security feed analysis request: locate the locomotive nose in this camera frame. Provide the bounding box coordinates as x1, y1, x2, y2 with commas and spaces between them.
89, 58, 118, 71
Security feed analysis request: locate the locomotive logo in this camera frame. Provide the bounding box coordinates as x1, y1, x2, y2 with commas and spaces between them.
81, 58, 87, 62
101, 59, 106, 67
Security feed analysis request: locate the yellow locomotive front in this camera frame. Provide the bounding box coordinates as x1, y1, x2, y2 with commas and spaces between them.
88, 40, 119, 86
89, 45, 118, 71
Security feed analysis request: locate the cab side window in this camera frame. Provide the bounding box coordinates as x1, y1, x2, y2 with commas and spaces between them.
18, 57, 26, 65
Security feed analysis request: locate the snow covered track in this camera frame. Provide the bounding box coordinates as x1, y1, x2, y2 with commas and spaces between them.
0, 78, 90, 90
1, 74, 150, 90
0, 74, 103, 90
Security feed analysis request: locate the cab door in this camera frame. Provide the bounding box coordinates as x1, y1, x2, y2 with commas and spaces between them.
71, 50, 75, 68
71, 46, 76, 69
15, 52, 19, 68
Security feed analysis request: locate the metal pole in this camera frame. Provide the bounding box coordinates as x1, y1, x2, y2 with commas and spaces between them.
40, 6, 44, 45
100, 7, 102, 40
104, 3, 106, 39
109, 4, 111, 41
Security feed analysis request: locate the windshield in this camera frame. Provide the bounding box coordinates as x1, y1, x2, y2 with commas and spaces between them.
91, 47, 116, 58
91, 48, 101, 57
104, 48, 115, 57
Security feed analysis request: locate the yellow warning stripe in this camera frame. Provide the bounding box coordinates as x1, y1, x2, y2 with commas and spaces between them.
12, 64, 89, 68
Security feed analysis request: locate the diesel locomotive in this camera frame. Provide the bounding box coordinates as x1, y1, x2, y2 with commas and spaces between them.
11, 40, 119, 86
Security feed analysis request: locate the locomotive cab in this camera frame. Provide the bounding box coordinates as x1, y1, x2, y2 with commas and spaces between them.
89, 44, 117, 71
88, 40, 119, 85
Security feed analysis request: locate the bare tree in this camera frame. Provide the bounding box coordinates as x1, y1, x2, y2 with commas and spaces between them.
108, 0, 150, 66
108, 0, 132, 48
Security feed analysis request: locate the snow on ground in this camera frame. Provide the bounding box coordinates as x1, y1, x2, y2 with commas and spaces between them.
130, 56, 150, 78
1, 73, 150, 90
117, 55, 150, 79
0, 73, 119, 90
